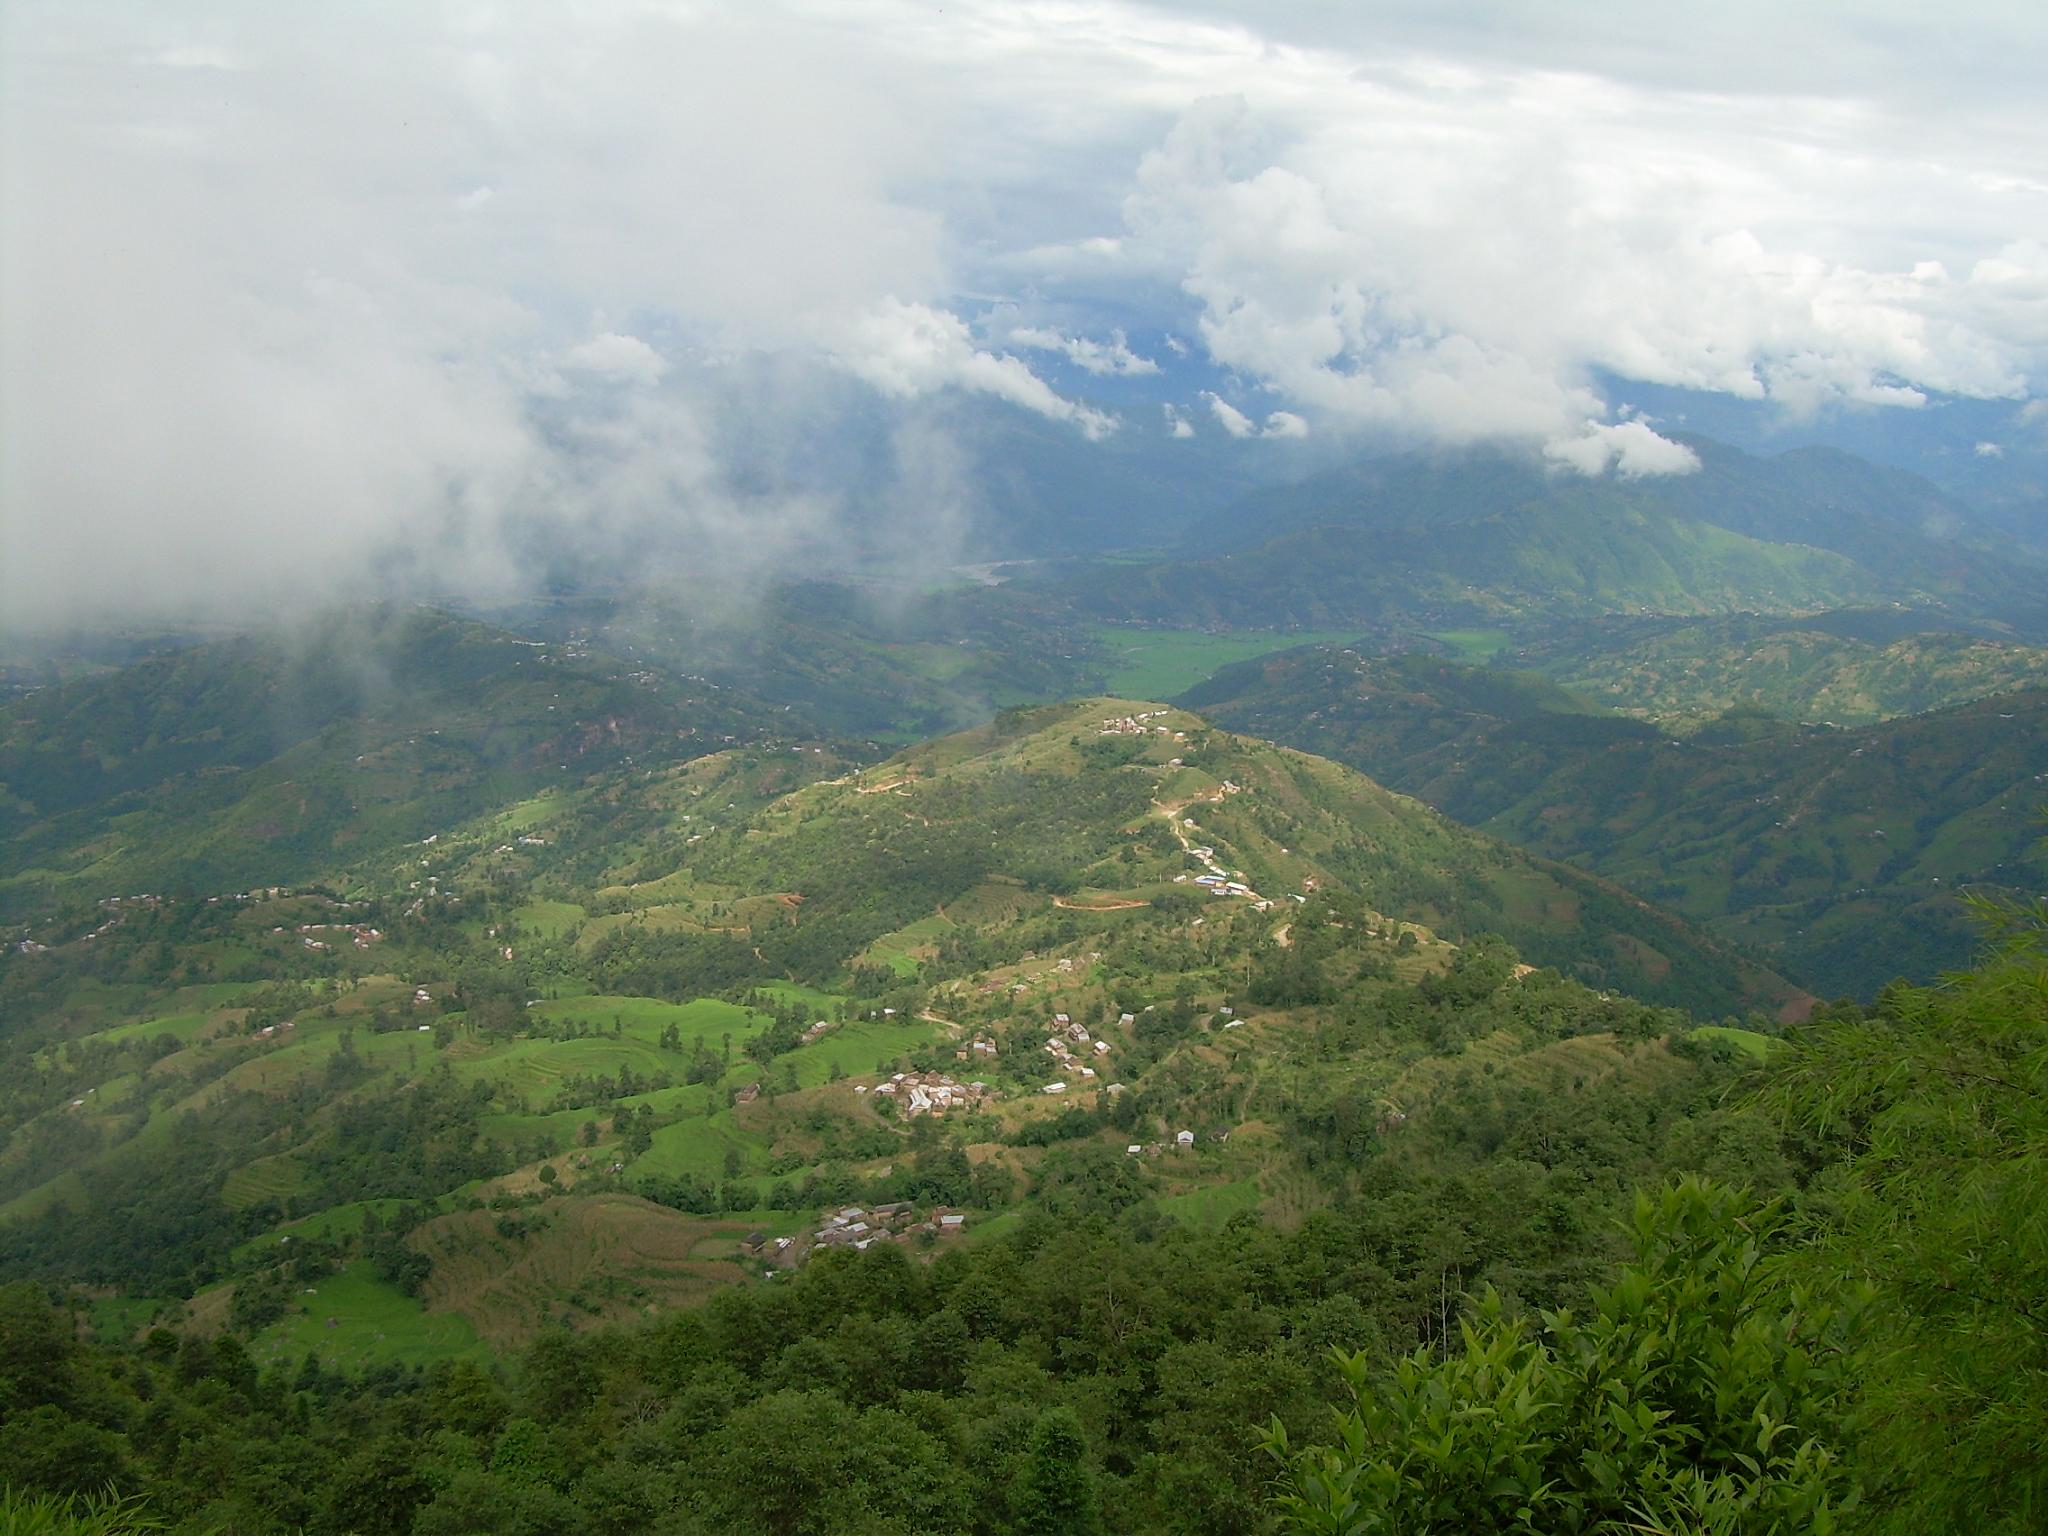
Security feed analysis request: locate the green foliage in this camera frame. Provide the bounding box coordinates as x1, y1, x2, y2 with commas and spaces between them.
1013, 1406, 1103, 1535
1764, 905, 2048, 1533
0, 1489, 171, 1536
8, 599, 2043, 1535
1262, 1179, 1862, 1535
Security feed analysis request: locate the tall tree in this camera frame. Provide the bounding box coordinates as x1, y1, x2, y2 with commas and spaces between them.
1013, 1406, 1103, 1536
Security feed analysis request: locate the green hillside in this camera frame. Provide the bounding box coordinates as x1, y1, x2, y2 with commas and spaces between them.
3, 623, 2037, 1536
0, 607, 786, 918
0, 680, 1808, 1359
1052, 492, 1887, 632
1506, 611, 2048, 723
501, 580, 1105, 743
1185, 650, 2048, 993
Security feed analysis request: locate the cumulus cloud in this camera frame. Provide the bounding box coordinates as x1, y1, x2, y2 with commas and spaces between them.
1975, 440, 2005, 458
1112, 58, 2045, 459
835, 300, 1115, 439
3, 0, 2045, 624
1204, 393, 1257, 437
1543, 421, 1702, 479
1010, 325, 1159, 376
562, 332, 668, 387
1163, 403, 1195, 439
1203, 394, 1307, 439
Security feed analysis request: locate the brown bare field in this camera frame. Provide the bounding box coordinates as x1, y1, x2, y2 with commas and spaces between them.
413, 1193, 750, 1348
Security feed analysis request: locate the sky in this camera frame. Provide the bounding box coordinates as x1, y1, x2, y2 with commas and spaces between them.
3, 0, 2045, 629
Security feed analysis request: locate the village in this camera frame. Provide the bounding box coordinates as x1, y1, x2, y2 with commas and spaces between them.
1037, 1011, 1122, 1095
857, 1069, 994, 1117
746, 1199, 971, 1271
1097, 708, 1187, 740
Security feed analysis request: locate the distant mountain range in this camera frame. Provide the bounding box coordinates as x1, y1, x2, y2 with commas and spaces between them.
1041, 434, 2048, 636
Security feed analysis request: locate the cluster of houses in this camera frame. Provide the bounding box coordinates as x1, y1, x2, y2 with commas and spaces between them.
289, 921, 385, 952
1098, 710, 1187, 739
1180, 828, 1250, 887
859, 1070, 992, 1117
400, 884, 462, 919
1040, 1011, 1118, 1089
762, 1201, 970, 1265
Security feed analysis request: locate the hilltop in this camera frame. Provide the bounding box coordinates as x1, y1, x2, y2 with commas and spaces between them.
0, 691, 1807, 1362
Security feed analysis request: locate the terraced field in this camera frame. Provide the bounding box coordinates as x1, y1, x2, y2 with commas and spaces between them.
412, 1193, 756, 1346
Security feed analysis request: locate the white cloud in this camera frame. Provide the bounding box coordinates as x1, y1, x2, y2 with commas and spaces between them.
1204, 392, 1257, 437
1116, 54, 2046, 451
835, 299, 1115, 439
3, 0, 2046, 624
1202, 393, 1307, 439
1543, 420, 1701, 479
1163, 403, 1195, 438
1975, 440, 2005, 457
562, 332, 668, 386
155, 46, 242, 72
1009, 325, 1159, 375
0, 3, 970, 626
